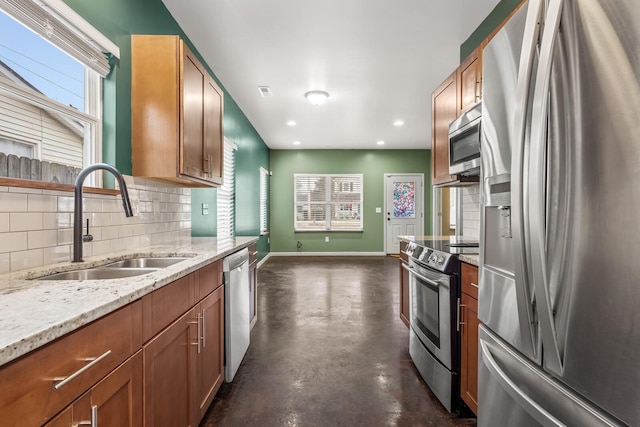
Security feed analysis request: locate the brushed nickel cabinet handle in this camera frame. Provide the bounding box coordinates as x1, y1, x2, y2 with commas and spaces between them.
77, 405, 98, 427
470, 282, 479, 288
189, 314, 202, 353
53, 351, 112, 390
201, 309, 206, 348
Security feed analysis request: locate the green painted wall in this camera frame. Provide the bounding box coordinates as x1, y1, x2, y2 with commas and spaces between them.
460, 0, 523, 61
270, 150, 432, 253
62, 0, 270, 258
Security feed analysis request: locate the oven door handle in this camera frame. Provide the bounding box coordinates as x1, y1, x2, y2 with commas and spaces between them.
402, 263, 441, 288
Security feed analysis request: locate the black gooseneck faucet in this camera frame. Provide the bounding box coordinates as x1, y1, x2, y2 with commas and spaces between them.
73, 163, 134, 262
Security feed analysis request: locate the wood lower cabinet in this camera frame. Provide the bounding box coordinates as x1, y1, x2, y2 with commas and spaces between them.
193, 285, 225, 422
46, 352, 143, 427
143, 308, 198, 427
399, 240, 410, 328
143, 262, 225, 427
460, 262, 479, 415
132, 35, 224, 187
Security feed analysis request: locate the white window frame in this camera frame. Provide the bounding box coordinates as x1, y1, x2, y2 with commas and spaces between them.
0, 0, 119, 186
259, 167, 269, 234
217, 138, 237, 240
294, 173, 364, 232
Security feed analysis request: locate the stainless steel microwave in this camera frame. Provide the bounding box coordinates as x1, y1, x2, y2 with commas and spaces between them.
448, 102, 481, 176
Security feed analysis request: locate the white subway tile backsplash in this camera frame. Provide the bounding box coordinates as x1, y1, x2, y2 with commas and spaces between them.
28, 194, 58, 212
0, 213, 9, 233
28, 230, 58, 249
2, 193, 28, 212
10, 212, 43, 232
0, 176, 191, 273
0, 253, 10, 275
11, 248, 43, 271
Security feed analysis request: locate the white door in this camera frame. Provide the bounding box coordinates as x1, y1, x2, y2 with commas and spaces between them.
384, 174, 424, 254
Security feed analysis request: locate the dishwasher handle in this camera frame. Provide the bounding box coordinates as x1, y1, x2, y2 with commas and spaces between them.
223, 247, 249, 272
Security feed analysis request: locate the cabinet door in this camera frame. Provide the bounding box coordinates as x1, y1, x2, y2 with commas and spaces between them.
45, 353, 143, 427
431, 72, 458, 185
193, 285, 224, 424
144, 308, 198, 427
458, 48, 481, 114
181, 45, 206, 181
204, 77, 224, 185
460, 292, 479, 415
90, 352, 143, 427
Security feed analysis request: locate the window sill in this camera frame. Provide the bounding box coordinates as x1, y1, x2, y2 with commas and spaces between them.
294, 229, 364, 233
0, 177, 120, 195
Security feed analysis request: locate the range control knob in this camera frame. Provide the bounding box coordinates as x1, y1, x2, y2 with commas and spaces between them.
437, 255, 445, 265
429, 254, 437, 264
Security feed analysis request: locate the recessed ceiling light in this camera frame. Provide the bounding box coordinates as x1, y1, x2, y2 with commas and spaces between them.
377, 140, 385, 146
304, 90, 330, 106
293, 141, 301, 145
287, 120, 297, 126
393, 120, 404, 127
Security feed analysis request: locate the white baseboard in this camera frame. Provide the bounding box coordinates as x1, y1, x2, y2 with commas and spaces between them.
256, 252, 272, 268
269, 251, 386, 257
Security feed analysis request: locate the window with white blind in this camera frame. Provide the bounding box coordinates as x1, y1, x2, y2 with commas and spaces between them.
294, 174, 363, 231
259, 167, 269, 234
0, 0, 119, 185
217, 139, 236, 240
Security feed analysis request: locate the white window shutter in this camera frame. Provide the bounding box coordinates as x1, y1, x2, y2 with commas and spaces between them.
217, 139, 236, 240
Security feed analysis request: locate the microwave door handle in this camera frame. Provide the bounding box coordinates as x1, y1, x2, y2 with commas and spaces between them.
528, 0, 564, 376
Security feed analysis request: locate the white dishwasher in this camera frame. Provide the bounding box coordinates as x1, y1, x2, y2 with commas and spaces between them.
223, 248, 250, 382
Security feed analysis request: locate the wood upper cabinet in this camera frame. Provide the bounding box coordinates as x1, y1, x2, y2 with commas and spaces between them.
46, 352, 143, 427
431, 72, 458, 186
132, 35, 224, 187
457, 47, 482, 115
399, 240, 410, 328
460, 262, 479, 415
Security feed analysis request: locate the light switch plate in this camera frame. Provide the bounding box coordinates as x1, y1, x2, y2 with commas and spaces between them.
202, 203, 209, 215
375, 207, 382, 213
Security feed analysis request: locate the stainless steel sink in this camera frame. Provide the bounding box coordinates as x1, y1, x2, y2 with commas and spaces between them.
38, 268, 158, 281
104, 257, 189, 269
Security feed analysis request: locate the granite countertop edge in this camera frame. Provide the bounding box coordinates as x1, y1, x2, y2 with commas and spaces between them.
458, 254, 480, 266
0, 236, 258, 367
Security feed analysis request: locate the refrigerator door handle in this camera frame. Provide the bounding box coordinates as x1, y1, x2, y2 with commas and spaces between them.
480, 339, 563, 426
528, 0, 564, 375
509, 0, 544, 360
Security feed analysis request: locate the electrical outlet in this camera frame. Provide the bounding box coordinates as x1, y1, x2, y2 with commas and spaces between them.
325, 236, 329, 243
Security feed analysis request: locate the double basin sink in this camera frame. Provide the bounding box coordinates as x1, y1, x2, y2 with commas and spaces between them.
38, 257, 191, 281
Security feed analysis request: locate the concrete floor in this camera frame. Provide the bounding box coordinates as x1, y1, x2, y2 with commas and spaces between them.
201, 256, 476, 427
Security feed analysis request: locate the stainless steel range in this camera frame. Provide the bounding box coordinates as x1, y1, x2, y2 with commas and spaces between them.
403, 237, 478, 413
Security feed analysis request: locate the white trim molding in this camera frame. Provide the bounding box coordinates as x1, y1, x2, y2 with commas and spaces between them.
270, 252, 386, 257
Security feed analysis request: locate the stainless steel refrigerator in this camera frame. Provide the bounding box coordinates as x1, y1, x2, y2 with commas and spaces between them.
479, 0, 640, 425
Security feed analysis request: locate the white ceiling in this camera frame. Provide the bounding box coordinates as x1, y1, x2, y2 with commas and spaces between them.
160, 0, 500, 150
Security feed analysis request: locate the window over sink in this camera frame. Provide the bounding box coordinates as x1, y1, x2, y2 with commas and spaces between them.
0, 0, 119, 187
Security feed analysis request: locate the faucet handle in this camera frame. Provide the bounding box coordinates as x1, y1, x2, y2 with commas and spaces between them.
82, 218, 93, 242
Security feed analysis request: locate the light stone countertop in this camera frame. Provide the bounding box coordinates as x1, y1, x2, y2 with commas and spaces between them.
0, 236, 258, 367
459, 254, 480, 267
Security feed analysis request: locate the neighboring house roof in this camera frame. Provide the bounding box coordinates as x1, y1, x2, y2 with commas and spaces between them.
0, 59, 85, 138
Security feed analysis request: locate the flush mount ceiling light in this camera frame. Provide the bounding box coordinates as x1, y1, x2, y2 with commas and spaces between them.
304, 90, 330, 106
293, 141, 301, 145
287, 120, 297, 126
393, 120, 404, 127
377, 140, 385, 146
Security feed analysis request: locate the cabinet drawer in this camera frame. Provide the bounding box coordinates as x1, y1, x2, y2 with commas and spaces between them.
196, 260, 223, 300
400, 241, 408, 262
0, 302, 141, 426
461, 262, 479, 299
143, 274, 195, 342
248, 243, 257, 264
